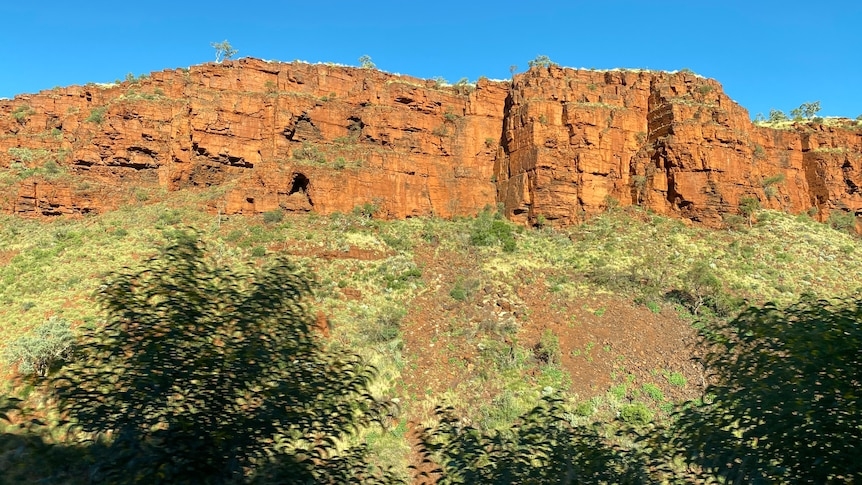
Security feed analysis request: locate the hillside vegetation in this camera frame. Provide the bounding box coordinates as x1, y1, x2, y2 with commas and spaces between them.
1, 186, 861, 482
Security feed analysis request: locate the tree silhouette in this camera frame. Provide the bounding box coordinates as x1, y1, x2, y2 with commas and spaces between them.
417, 396, 648, 484
664, 297, 862, 483
49, 232, 392, 483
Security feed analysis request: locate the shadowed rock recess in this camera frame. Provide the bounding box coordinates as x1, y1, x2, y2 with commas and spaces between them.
2, 58, 861, 227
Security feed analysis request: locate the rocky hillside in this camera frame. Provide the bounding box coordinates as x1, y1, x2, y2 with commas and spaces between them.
2, 58, 861, 227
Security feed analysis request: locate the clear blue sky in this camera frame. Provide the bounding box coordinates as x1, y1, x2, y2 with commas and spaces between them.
2, 1, 860, 119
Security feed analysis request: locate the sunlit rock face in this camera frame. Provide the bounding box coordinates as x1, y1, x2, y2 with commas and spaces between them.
2, 59, 860, 227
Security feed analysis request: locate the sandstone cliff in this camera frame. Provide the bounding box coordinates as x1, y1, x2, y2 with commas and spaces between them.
1, 58, 860, 227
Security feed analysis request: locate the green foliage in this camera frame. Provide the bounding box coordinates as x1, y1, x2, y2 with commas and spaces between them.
448, 280, 469, 301
619, 402, 653, 425
2, 316, 74, 377
641, 383, 664, 402
211, 40, 238, 63
739, 196, 760, 226
453, 78, 474, 95
353, 201, 380, 219
697, 84, 713, 95
366, 304, 406, 344
292, 142, 327, 164
667, 297, 862, 483
762, 173, 785, 200
419, 397, 648, 483
527, 55, 556, 69
85, 106, 107, 124
11, 105, 34, 123
666, 372, 686, 387
261, 209, 284, 224
761, 173, 785, 187
827, 209, 856, 233
752, 143, 766, 159
768, 108, 788, 122
675, 261, 724, 315
533, 329, 561, 365
7, 147, 49, 163
46, 235, 390, 483
469, 209, 516, 252
359, 55, 376, 69
790, 101, 821, 120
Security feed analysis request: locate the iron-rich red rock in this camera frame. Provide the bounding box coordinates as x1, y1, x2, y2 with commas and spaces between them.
2, 59, 860, 227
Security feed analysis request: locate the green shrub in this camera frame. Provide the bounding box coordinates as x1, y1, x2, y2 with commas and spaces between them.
469, 209, 517, 252
666, 371, 687, 387
827, 210, 856, 233
642, 383, 664, 402
2, 316, 74, 376
768, 109, 788, 122
352, 201, 379, 218
86, 106, 107, 124
262, 209, 285, 224
42, 160, 61, 175
573, 401, 595, 417
739, 196, 760, 226
292, 142, 326, 164
11, 105, 34, 122
367, 304, 405, 344
790, 101, 821, 120
762, 173, 785, 199
619, 402, 653, 425
753, 144, 766, 159
378, 257, 422, 291
7, 147, 45, 163
762, 173, 785, 187
609, 384, 627, 401
380, 232, 411, 251
533, 329, 561, 365
527, 55, 555, 68
449, 279, 470, 301
250, 246, 266, 257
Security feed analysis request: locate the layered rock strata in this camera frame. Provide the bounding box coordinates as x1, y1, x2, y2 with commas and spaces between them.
1, 59, 860, 227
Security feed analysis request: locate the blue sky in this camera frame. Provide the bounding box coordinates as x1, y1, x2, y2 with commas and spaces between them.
2, 1, 860, 119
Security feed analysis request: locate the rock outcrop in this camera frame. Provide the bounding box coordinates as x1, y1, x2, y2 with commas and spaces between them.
496, 66, 862, 227
2, 58, 861, 227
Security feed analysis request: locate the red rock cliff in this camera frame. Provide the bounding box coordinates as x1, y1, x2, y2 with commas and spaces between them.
496, 65, 862, 227
1, 59, 861, 226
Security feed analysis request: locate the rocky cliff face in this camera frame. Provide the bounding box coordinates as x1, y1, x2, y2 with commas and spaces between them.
2, 58, 861, 227
496, 66, 862, 227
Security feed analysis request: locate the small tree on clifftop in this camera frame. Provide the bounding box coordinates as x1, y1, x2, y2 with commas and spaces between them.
211, 40, 238, 63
